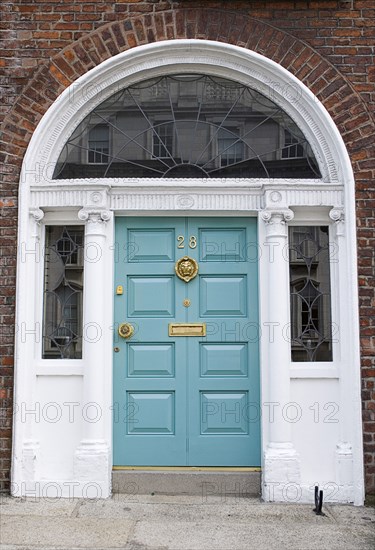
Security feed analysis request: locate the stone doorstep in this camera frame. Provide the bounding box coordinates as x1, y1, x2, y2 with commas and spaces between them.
112, 469, 261, 496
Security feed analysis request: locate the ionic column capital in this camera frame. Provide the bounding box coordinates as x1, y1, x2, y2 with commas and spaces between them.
329, 207, 345, 237
329, 207, 344, 223
78, 208, 112, 223
261, 208, 294, 238
78, 208, 112, 236
29, 207, 45, 223
29, 208, 45, 240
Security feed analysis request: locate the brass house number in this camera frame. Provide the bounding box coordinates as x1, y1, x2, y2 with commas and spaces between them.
177, 235, 197, 249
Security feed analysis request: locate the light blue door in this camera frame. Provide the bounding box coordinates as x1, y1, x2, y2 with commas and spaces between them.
113, 217, 260, 466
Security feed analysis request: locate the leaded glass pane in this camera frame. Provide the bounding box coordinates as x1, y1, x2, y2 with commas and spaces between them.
289, 226, 333, 362
42, 226, 84, 359
53, 74, 321, 179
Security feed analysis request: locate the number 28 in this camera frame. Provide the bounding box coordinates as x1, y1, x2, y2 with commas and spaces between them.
177, 235, 197, 249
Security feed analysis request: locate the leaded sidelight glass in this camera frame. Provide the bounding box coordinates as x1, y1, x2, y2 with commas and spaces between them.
42, 226, 84, 359
53, 74, 321, 180
289, 226, 333, 362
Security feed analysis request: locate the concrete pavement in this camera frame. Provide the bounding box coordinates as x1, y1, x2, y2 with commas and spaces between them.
1, 493, 374, 550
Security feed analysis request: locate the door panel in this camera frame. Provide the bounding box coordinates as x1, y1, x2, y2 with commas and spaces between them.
126, 392, 175, 435
127, 276, 175, 317
199, 276, 248, 317
127, 343, 175, 377
200, 343, 248, 377
113, 217, 260, 466
127, 229, 175, 262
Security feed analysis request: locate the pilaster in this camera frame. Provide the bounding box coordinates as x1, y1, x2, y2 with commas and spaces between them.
17, 209, 46, 491
73, 208, 112, 497
329, 207, 354, 499
261, 206, 301, 501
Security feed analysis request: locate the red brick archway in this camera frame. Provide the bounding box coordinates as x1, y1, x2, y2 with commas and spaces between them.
2, 9, 373, 178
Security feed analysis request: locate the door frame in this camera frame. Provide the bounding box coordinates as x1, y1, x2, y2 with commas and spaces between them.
13, 40, 363, 504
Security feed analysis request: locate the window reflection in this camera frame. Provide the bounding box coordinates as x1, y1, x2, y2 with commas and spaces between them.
88, 124, 110, 164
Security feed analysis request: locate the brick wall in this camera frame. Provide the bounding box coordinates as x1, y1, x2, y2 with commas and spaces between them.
0, 0, 374, 494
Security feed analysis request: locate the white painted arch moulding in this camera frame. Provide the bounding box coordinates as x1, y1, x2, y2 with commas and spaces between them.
14, 40, 363, 504
23, 39, 353, 187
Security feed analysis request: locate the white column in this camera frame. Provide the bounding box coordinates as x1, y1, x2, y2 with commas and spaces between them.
74, 208, 112, 498
330, 208, 354, 500
17, 208, 44, 494
261, 208, 300, 502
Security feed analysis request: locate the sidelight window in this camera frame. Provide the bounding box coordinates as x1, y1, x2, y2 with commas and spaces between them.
289, 226, 333, 362
42, 226, 84, 359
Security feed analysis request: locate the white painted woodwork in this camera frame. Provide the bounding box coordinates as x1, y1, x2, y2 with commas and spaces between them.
12, 40, 363, 504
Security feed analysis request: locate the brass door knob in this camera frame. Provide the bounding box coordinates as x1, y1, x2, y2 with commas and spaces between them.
118, 323, 134, 339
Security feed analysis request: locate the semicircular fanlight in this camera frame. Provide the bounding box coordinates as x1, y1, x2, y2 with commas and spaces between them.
53, 74, 321, 180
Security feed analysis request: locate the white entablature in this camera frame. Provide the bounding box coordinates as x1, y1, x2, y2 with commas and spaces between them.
29, 181, 344, 214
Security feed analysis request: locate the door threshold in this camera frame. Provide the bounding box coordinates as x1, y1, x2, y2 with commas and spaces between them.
113, 466, 261, 472
112, 467, 262, 495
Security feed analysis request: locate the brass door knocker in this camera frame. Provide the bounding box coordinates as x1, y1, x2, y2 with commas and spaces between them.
175, 256, 198, 282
